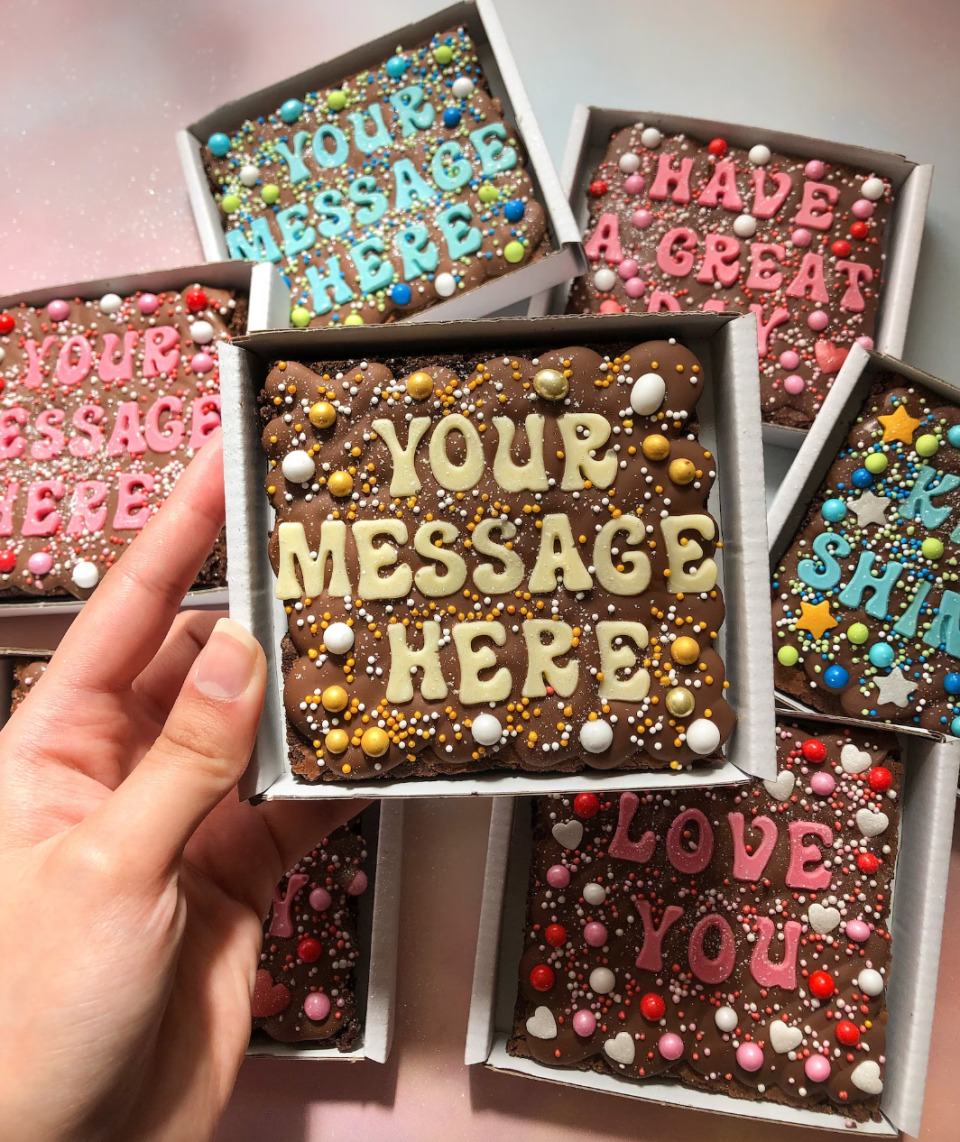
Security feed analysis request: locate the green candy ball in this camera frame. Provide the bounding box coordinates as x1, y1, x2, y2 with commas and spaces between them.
290, 307, 311, 328
922, 537, 945, 560
864, 452, 888, 474
777, 645, 800, 667
847, 622, 870, 644
343, 313, 364, 326
221, 194, 241, 214
916, 433, 939, 457
478, 183, 499, 203
261, 184, 280, 205
327, 91, 348, 111
434, 45, 454, 64
503, 240, 525, 264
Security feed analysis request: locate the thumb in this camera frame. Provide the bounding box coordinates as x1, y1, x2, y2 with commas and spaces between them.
84, 618, 266, 878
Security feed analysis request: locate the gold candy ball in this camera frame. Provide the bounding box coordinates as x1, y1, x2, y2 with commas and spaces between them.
406, 371, 434, 400
309, 401, 337, 429
668, 458, 696, 485
361, 727, 390, 757
533, 368, 569, 401
642, 433, 671, 461
671, 636, 701, 665
325, 728, 349, 753
665, 687, 696, 717
327, 470, 354, 497
321, 685, 349, 712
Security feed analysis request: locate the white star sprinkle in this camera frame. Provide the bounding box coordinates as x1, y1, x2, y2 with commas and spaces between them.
848, 491, 891, 528
873, 667, 918, 708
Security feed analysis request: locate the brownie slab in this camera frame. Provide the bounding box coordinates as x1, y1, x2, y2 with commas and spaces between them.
568, 123, 893, 429
509, 719, 900, 1121
202, 26, 549, 329
259, 339, 735, 782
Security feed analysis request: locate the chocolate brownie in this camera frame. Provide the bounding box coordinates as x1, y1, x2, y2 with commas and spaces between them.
202, 26, 549, 329
259, 339, 735, 782
773, 375, 960, 731
509, 719, 900, 1121
9, 657, 47, 712
569, 123, 893, 429
0, 285, 245, 599
252, 822, 368, 1046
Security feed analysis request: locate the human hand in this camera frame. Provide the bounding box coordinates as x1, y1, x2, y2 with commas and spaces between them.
0, 433, 362, 1142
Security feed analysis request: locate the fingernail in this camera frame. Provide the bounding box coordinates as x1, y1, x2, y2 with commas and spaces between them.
195, 618, 258, 699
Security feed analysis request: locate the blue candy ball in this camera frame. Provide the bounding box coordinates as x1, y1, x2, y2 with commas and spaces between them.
443, 107, 461, 128
821, 498, 846, 523
280, 99, 303, 124
386, 54, 409, 78
951, 716, 960, 737
868, 642, 894, 668
851, 468, 873, 488
207, 132, 231, 157
504, 198, 525, 222
945, 672, 960, 694
949, 425, 960, 448
391, 282, 412, 306
823, 665, 850, 690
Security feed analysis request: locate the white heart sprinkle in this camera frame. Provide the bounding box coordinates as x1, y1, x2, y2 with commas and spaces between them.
763, 770, 796, 801
768, 1021, 803, 1054
856, 809, 889, 838
841, 745, 872, 774
808, 903, 842, 934
552, 820, 584, 850
525, 1005, 557, 1040
850, 1059, 883, 1095
603, 1031, 636, 1065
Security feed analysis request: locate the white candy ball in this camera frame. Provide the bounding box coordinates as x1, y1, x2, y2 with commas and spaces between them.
857, 968, 884, 997
715, 1005, 738, 1033
452, 76, 474, 99
640, 127, 661, 149
619, 151, 641, 174
686, 718, 722, 755
72, 560, 100, 590
589, 967, 615, 995
580, 719, 613, 754
99, 293, 123, 314
323, 622, 354, 655
861, 176, 885, 201
190, 320, 215, 344
471, 713, 503, 746
732, 214, 757, 238
239, 164, 260, 187
630, 372, 666, 416
435, 272, 456, 298
749, 144, 771, 165
593, 267, 617, 292
583, 883, 607, 905
281, 449, 316, 483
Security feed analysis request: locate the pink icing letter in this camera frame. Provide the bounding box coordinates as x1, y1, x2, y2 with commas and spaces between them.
145, 396, 185, 454
112, 472, 156, 530
142, 326, 181, 378
22, 480, 65, 537
649, 153, 694, 204
688, 914, 736, 984
697, 161, 743, 212
55, 335, 93, 387
836, 261, 874, 312
746, 243, 785, 291
750, 918, 801, 989
647, 290, 681, 313
749, 304, 790, 358
21, 336, 58, 389
635, 901, 684, 971
31, 409, 65, 460
696, 234, 741, 287
67, 481, 108, 535
0, 483, 19, 536
728, 812, 779, 881
785, 253, 829, 303
583, 212, 624, 264
106, 402, 147, 457
98, 331, 139, 383
189, 395, 222, 450
785, 820, 834, 890
751, 169, 793, 219
268, 873, 310, 937
666, 808, 714, 874
795, 181, 839, 230
69, 405, 106, 458
1, 408, 27, 459
656, 227, 698, 277
609, 792, 656, 863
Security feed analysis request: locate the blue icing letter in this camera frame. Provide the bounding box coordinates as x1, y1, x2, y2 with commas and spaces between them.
393, 159, 440, 211
469, 123, 517, 175
900, 464, 960, 529
432, 140, 473, 191
276, 204, 316, 257
348, 176, 387, 227
313, 189, 352, 239
797, 532, 850, 590
304, 257, 355, 315
350, 236, 395, 295
838, 552, 904, 619
389, 85, 434, 137
273, 130, 311, 184
923, 589, 960, 659
348, 103, 393, 155
893, 579, 933, 637
225, 217, 281, 263
396, 225, 439, 278
437, 203, 482, 260
312, 124, 349, 169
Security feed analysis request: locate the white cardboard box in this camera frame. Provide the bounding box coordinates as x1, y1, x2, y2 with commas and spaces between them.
0, 261, 289, 617
526, 106, 934, 452
219, 310, 776, 801
176, 0, 585, 326
465, 718, 960, 1135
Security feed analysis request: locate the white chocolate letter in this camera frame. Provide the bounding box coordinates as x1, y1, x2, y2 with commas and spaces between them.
472, 518, 524, 594
354, 519, 412, 599
597, 621, 650, 701
529, 514, 594, 593
522, 620, 579, 697
373, 416, 430, 496
558, 413, 618, 490
386, 621, 448, 703
593, 516, 651, 595
275, 520, 350, 600
429, 413, 484, 491
414, 520, 467, 597
661, 514, 718, 593
453, 621, 511, 704
492, 415, 548, 492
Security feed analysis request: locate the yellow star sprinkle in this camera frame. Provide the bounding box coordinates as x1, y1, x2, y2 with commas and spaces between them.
878, 405, 921, 444
795, 600, 838, 640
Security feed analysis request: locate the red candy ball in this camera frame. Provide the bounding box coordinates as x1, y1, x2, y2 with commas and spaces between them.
850, 221, 870, 239
0, 313, 14, 335
831, 239, 852, 257
640, 992, 666, 1021
574, 792, 600, 819
530, 964, 555, 992
836, 1020, 860, 1046
857, 852, 880, 874
297, 938, 322, 963
868, 766, 893, 792
0, 551, 15, 574
801, 739, 827, 763
589, 179, 608, 198
809, 971, 835, 999
185, 287, 208, 312
545, 924, 567, 947
708, 138, 727, 157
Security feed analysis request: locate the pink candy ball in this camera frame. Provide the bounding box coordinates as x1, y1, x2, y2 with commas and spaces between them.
623, 173, 645, 195
811, 772, 836, 797
784, 375, 806, 396
618, 258, 639, 280
599, 300, 622, 314
138, 293, 160, 315
547, 864, 570, 888
856, 335, 875, 350
624, 277, 645, 299
844, 919, 871, 943
191, 352, 215, 374
852, 199, 876, 220
632, 209, 653, 230
658, 1033, 684, 1061
572, 1010, 597, 1037
303, 992, 331, 1022
779, 350, 800, 370
47, 299, 69, 322
807, 310, 829, 332
347, 869, 368, 896
805, 1054, 832, 1083
27, 552, 53, 576
584, 922, 608, 947
309, 887, 332, 912
791, 228, 812, 248
736, 1042, 764, 1072
805, 159, 826, 179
